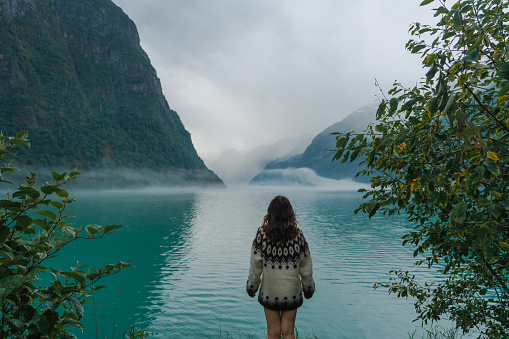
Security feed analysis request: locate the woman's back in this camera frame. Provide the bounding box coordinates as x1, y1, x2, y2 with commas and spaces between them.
247, 226, 314, 310
246, 195, 315, 339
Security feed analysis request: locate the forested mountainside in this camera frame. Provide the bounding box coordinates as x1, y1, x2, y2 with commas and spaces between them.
0, 0, 222, 185
250, 104, 377, 184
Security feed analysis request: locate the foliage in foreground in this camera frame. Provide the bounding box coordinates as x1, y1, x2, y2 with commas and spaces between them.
0, 131, 133, 338
334, 0, 508, 337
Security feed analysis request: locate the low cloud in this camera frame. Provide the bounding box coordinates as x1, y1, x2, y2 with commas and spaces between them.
249, 168, 370, 190
113, 0, 435, 156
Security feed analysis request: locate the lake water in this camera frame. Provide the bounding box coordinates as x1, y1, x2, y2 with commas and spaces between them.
48, 186, 455, 338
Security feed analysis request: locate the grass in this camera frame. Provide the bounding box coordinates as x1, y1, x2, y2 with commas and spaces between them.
217, 323, 319, 339
408, 326, 464, 339
217, 325, 318, 339
216, 324, 463, 339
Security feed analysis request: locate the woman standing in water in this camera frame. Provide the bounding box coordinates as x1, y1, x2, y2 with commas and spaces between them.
246, 195, 315, 339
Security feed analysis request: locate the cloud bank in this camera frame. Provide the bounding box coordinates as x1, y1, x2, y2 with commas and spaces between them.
112, 0, 435, 156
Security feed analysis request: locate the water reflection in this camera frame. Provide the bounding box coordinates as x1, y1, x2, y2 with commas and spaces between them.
146, 189, 273, 337
56, 190, 198, 337
53, 188, 463, 339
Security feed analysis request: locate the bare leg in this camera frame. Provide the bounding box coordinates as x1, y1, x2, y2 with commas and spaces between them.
281, 309, 297, 339
264, 308, 281, 339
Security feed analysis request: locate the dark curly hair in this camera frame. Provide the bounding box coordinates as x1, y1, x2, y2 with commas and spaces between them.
262, 195, 299, 243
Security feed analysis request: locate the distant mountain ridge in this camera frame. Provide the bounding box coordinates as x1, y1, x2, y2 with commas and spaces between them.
0, 0, 222, 186
204, 134, 313, 185
250, 104, 377, 185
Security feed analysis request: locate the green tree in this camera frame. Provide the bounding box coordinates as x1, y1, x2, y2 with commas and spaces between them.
334, 0, 509, 337
0, 131, 136, 338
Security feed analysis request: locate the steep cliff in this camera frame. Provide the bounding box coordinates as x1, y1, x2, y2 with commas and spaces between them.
0, 0, 223, 185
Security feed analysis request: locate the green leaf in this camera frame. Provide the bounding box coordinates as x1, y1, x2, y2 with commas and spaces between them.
1, 167, 16, 174
484, 160, 500, 176
0, 245, 14, 260
61, 271, 85, 284
12, 191, 27, 199
17, 186, 40, 198
425, 54, 437, 67
40, 185, 60, 195
401, 99, 418, 111
499, 62, 509, 80
49, 201, 64, 210
15, 215, 32, 229
0, 274, 26, 288
409, 116, 420, 125
488, 204, 502, 218
85, 224, 101, 236
426, 98, 438, 114
15, 130, 29, 139
377, 101, 387, 118
32, 218, 52, 231
0, 227, 10, 244
8, 138, 29, 146
499, 81, 509, 97
452, 10, 462, 27
67, 297, 85, 318
0, 285, 18, 307
483, 245, 496, 259
103, 224, 124, 234
52, 172, 67, 181
61, 226, 77, 239
91, 284, 106, 291
411, 44, 427, 54
389, 98, 398, 113
8, 318, 24, 329
443, 94, 456, 116
452, 202, 467, 222
37, 310, 59, 335
420, 0, 434, 6
0, 200, 21, 209
443, 30, 455, 39
426, 62, 438, 80
335, 137, 346, 149
463, 48, 479, 62
36, 210, 57, 221
350, 149, 361, 162
56, 189, 69, 198
466, 38, 482, 55
367, 150, 376, 166
333, 149, 344, 161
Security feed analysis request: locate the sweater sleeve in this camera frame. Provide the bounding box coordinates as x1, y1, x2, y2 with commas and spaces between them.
246, 228, 263, 297
299, 232, 315, 299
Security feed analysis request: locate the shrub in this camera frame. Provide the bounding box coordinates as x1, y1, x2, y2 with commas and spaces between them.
0, 131, 131, 338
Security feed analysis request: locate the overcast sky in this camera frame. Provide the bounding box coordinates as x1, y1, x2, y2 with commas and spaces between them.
111, 0, 435, 158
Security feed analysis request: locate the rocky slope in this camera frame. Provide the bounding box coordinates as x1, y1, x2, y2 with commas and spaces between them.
250, 104, 377, 185
0, 0, 222, 186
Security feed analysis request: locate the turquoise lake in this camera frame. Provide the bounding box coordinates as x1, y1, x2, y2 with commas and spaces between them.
47, 186, 456, 338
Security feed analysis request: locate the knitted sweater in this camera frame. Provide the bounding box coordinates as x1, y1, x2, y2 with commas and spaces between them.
246, 227, 315, 311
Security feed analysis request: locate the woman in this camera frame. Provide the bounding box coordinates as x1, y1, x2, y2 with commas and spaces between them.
246, 195, 315, 339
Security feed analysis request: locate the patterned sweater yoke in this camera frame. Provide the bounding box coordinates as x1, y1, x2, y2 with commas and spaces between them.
246, 226, 315, 311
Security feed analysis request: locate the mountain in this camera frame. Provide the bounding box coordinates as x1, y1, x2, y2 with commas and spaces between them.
203, 134, 313, 185
0, 0, 223, 186
250, 104, 377, 185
